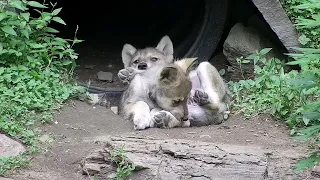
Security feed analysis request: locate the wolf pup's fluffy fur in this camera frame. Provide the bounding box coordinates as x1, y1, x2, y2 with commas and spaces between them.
118, 36, 192, 130
118, 35, 231, 129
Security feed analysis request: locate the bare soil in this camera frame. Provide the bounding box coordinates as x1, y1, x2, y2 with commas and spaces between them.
5, 99, 316, 180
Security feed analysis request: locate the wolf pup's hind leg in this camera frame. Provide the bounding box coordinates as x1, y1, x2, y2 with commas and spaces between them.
196, 62, 227, 112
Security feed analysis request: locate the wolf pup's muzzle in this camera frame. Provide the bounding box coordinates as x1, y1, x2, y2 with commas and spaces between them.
138, 63, 148, 70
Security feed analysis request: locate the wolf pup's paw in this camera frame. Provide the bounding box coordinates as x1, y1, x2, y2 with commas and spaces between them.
153, 111, 173, 129
193, 90, 210, 106
118, 68, 135, 84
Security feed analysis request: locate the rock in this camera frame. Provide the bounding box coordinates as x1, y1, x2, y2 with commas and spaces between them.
82, 136, 269, 179
0, 134, 26, 158
84, 65, 95, 69
223, 23, 276, 80
38, 134, 53, 143
0, 177, 14, 180
311, 166, 320, 178
81, 136, 313, 179
0, 178, 14, 180
97, 71, 113, 82
86, 93, 100, 105
82, 163, 102, 175
110, 106, 118, 115
81, 150, 113, 176
251, 0, 300, 52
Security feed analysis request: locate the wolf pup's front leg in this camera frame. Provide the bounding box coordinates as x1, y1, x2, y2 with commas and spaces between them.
130, 101, 154, 130
117, 67, 137, 84
152, 110, 190, 128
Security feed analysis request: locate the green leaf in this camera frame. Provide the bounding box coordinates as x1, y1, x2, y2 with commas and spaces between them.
9, 0, 27, 11
52, 8, 62, 16
27, 1, 48, 8
259, 48, 272, 56
52, 17, 66, 25
241, 60, 250, 64
29, 71, 41, 80
0, 13, 6, 21
302, 117, 310, 126
0, 43, 3, 54
1, 26, 17, 36
21, 29, 29, 39
45, 27, 59, 33
73, 39, 84, 44
219, 69, 225, 76
294, 158, 315, 171
18, 65, 29, 71
108, 173, 117, 179
62, 60, 72, 66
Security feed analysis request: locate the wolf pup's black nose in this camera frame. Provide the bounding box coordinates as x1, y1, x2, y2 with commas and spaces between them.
138, 63, 148, 70
181, 116, 189, 121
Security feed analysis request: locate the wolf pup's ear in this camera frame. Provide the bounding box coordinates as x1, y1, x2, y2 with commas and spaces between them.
159, 67, 178, 85
174, 57, 198, 74
121, 44, 137, 68
156, 35, 173, 62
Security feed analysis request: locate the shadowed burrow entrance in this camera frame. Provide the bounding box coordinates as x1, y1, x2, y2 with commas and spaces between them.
48, 0, 229, 92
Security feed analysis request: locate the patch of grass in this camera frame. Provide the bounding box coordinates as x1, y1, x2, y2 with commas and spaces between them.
0, 0, 86, 175
108, 147, 136, 180
0, 152, 31, 176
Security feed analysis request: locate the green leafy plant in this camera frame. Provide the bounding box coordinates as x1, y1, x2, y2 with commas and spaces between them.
230, 0, 319, 172
280, 0, 320, 48
0, 0, 84, 175
108, 147, 136, 180
0, 153, 30, 175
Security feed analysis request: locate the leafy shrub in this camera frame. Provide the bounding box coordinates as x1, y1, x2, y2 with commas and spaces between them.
280, 0, 320, 48
229, 0, 319, 172
0, 0, 84, 175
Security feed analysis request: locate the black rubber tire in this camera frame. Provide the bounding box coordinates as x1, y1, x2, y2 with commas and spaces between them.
183, 0, 229, 62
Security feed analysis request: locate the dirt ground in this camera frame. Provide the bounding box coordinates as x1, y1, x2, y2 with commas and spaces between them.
3, 99, 316, 180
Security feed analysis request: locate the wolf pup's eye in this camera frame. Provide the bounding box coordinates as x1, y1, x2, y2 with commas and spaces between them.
172, 100, 182, 106
151, 57, 159, 62
133, 60, 139, 64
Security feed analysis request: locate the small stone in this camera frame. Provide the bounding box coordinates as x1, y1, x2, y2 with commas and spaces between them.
86, 93, 100, 105
0, 134, 26, 158
39, 134, 53, 143
97, 71, 113, 82
84, 65, 95, 69
246, 140, 252, 142
312, 166, 320, 178
0, 177, 14, 180
200, 135, 211, 139
187, 132, 197, 134
110, 106, 118, 115
82, 163, 102, 175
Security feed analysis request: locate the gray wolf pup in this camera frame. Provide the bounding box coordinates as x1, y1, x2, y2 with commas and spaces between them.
118, 35, 193, 130
118, 57, 196, 130
147, 59, 231, 128
118, 37, 230, 128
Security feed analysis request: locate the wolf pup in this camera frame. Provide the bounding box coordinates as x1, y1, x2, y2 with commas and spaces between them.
186, 61, 231, 126
118, 58, 196, 130
118, 35, 175, 130
150, 59, 230, 128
